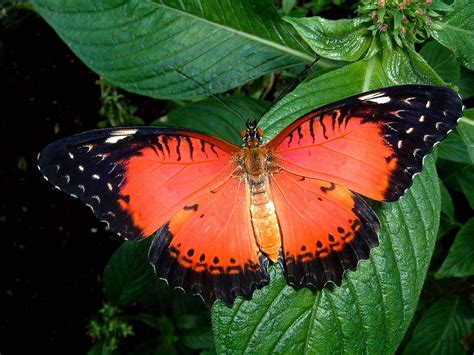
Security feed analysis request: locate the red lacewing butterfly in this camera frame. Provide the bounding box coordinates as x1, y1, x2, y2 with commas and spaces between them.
38, 85, 463, 306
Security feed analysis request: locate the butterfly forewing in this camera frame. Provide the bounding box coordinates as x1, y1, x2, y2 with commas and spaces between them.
267, 85, 463, 201
38, 127, 239, 241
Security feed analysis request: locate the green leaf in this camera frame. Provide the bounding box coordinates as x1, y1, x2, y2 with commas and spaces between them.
152, 96, 268, 146
212, 58, 443, 353
32, 0, 312, 99
181, 328, 215, 350
284, 16, 372, 61
103, 238, 167, 308
458, 67, 474, 98
420, 41, 461, 84
381, 46, 445, 85
437, 119, 474, 164
440, 161, 474, 209
403, 298, 473, 354
436, 218, 474, 278
439, 180, 455, 222
458, 109, 474, 161
431, 0, 474, 70
88, 341, 116, 355
437, 180, 457, 239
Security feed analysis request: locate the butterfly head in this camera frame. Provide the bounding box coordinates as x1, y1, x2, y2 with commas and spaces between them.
241, 120, 264, 147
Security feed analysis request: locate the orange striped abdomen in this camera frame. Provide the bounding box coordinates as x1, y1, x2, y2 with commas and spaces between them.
249, 177, 281, 262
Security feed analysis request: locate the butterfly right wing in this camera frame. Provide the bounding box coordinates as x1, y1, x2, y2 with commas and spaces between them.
38, 127, 240, 241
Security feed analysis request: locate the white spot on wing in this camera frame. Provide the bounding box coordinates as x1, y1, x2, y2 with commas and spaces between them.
78, 185, 85, 192
392, 110, 404, 118
107, 183, 113, 191
92, 174, 100, 180
404, 97, 415, 105
64, 175, 70, 183
68, 152, 74, 159
105, 135, 128, 144
83, 144, 94, 152
105, 129, 138, 144
398, 140, 403, 149
94, 154, 107, 162
406, 127, 414, 134
358, 92, 384, 101
368, 96, 391, 104
78, 165, 84, 172
419, 115, 425, 122
91, 195, 101, 203
436, 122, 443, 130
426, 100, 431, 108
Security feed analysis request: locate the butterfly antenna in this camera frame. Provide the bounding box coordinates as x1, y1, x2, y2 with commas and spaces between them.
256, 56, 321, 123
174, 69, 247, 126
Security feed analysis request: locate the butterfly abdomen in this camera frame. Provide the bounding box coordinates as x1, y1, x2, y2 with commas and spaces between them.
248, 177, 281, 262
240, 146, 281, 262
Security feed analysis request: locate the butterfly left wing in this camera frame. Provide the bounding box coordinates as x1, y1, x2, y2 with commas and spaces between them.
149, 176, 270, 306
270, 171, 379, 287
37, 127, 240, 240
267, 85, 463, 201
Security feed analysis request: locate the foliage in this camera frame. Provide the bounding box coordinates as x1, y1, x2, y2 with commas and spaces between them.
29, 0, 474, 353
97, 79, 144, 128
88, 304, 134, 352
88, 238, 214, 354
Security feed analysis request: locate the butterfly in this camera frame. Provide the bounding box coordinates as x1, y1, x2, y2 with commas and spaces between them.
38, 84, 463, 306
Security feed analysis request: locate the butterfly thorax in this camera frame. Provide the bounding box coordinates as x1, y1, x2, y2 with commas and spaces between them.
238, 125, 281, 262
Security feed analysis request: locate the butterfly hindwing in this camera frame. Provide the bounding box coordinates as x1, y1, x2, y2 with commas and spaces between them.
270, 171, 379, 287
38, 127, 239, 240
149, 177, 270, 306
267, 85, 463, 201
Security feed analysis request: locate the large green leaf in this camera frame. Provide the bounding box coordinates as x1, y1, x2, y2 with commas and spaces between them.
103, 238, 168, 308
440, 161, 474, 209
32, 0, 312, 99
403, 298, 473, 354
420, 41, 461, 84
381, 46, 445, 86
284, 16, 372, 61
431, 0, 474, 70
437, 116, 474, 164
436, 218, 474, 278
212, 58, 443, 354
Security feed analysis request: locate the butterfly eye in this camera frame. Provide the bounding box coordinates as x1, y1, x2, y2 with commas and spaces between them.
240, 129, 247, 138
257, 128, 264, 137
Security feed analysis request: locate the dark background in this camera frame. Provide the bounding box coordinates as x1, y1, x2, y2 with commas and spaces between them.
1, 13, 129, 353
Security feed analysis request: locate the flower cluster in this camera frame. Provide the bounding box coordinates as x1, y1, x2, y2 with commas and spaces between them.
358, 0, 453, 47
